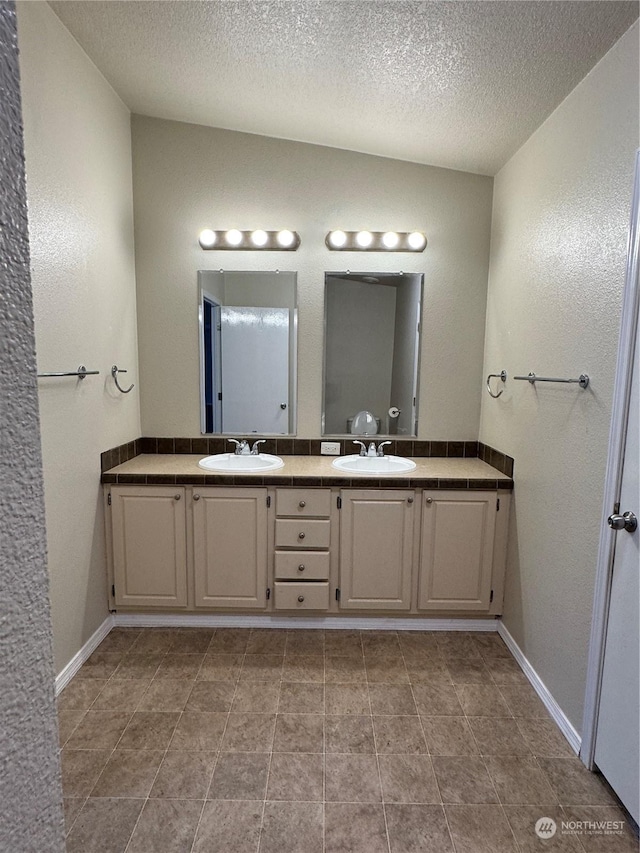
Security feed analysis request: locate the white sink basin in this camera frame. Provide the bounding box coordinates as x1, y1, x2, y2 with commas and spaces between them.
198, 453, 285, 473
332, 454, 417, 475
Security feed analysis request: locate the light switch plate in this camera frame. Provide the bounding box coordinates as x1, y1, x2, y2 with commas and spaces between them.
320, 441, 341, 456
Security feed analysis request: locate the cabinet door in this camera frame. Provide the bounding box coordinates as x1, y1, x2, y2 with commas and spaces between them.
193, 487, 268, 609
339, 489, 414, 610
111, 486, 187, 608
418, 491, 496, 610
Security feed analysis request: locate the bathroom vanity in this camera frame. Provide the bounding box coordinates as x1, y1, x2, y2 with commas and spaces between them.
102, 454, 511, 620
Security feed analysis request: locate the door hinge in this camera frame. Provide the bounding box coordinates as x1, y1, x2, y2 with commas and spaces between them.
335, 588, 341, 601
266, 587, 271, 600
266, 495, 271, 508
107, 493, 112, 506
337, 496, 342, 509
613, 501, 620, 514
111, 584, 115, 598
490, 589, 494, 603
218, 392, 222, 401
496, 498, 500, 511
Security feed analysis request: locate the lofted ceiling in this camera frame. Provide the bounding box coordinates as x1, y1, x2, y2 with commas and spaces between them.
48, 0, 638, 175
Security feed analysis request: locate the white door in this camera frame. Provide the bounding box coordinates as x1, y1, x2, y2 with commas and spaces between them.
221, 306, 290, 434
594, 299, 639, 823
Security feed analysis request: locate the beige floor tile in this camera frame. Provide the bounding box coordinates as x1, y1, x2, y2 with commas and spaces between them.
273, 713, 323, 753
91, 679, 148, 711
197, 653, 243, 682
378, 754, 440, 804
563, 806, 639, 851
186, 681, 235, 713
222, 712, 277, 752
170, 712, 228, 751
90, 749, 164, 798
260, 801, 323, 853
325, 683, 370, 715
65, 710, 132, 750
485, 755, 558, 805
192, 799, 263, 853
385, 803, 454, 852
472, 633, 512, 659
468, 716, 531, 755
436, 634, 483, 660
433, 756, 498, 804
366, 655, 410, 684
538, 758, 618, 806
422, 716, 479, 756
127, 798, 203, 853
499, 684, 551, 718
325, 714, 375, 753
445, 657, 493, 684
58, 679, 106, 711
324, 630, 363, 658
369, 684, 417, 715
266, 753, 324, 801
445, 803, 519, 852
77, 652, 122, 680
325, 654, 367, 683
504, 805, 583, 851
412, 683, 464, 716
362, 631, 402, 655
397, 631, 440, 655
325, 803, 389, 853
209, 751, 270, 800
58, 710, 85, 746
117, 710, 180, 749
231, 681, 280, 713
66, 797, 144, 853
484, 657, 528, 685
285, 629, 324, 655
455, 684, 512, 717
515, 718, 575, 757
129, 628, 176, 654
207, 628, 250, 654
278, 682, 324, 713
325, 753, 382, 802
61, 749, 111, 797
138, 679, 192, 712
373, 715, 427, 754
281, 654, 324, 682
167, 627, 214, 654
150, 750, 217, 799
63, 797, 85, 835
246, 628, 287, 655
155, 653, 204, 680
114, 653, 164, 681
240, 654, 284, 681
405, 658, 452, 684
94, 628, 141, 655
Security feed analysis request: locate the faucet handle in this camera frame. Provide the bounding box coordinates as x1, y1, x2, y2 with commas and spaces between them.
227, 438, 247, 456
377, 441, 392, 457
251, 440, 266, 455
352, 440, 367, 457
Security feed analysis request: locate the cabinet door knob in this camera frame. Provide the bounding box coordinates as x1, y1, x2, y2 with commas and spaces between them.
299, 500, 306, 508
426, 497, 433, 504
297, 595, 305, 603
193, 494, 200, 501
298, 532, 305, 539
407, 497, 414, 504
298, 564, 305, 572
174, 494, 181, 501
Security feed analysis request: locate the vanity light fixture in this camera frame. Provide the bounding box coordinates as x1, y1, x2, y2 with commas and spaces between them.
198, 229, 301, 251
325, 230, 427, 252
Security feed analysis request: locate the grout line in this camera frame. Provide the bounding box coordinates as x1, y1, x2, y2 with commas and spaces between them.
367, 634, 394, 853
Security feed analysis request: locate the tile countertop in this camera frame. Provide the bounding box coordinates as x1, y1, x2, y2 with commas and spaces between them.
102, 455, 513, 490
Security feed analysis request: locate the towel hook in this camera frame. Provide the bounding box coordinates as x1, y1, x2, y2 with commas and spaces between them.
486, 370, 507, 398
111, 365, 134, 394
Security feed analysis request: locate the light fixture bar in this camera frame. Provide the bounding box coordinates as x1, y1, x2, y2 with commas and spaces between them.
199, 229, 301, 251
325, 230, 427, 252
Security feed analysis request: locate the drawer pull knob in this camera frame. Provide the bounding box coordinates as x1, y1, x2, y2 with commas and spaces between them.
299, 500, 306, 508
298, 595, 305, 603
174, 494, 181, 501
298, 564, 305, 572
407, 497, 414, 504
426, 497, 433, 504
298, 532, 305, 539
193, 494, 200, 501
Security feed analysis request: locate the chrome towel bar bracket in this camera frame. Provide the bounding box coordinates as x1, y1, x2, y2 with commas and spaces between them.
514, 372, 589, 389
486, 370, 507, 398
111, 365, 134, 394
37, 365, 99, 379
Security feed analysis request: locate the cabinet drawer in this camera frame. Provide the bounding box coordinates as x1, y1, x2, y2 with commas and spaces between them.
275, 551, 330, 580
276, 489, 331, 518
274, 582, 330, 610
275, 519, 331, 549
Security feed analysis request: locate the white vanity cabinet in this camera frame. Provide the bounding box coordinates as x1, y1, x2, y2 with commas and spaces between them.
192, 487, 268, 609
110, 486, 188, 608
418, 490, 499, 610
338, 489, 415, 610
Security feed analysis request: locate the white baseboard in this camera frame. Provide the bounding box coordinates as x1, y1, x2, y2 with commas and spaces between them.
498, 622, 581, 755
113, 612, 499, 632
55, 615, 115, 695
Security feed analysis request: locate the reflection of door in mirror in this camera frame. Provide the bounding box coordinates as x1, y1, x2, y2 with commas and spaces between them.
322, 272, 422, 436
199, 271, 297, 435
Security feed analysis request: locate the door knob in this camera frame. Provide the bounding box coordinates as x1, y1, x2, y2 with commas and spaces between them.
608, 511, 637, 533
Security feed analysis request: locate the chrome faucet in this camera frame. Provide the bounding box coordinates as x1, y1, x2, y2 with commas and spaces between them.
376, 441, 392, 457
367, 442, 377, 457
251, 440, 266, 455
352, 440, 367, 457
228, 438, 250, 455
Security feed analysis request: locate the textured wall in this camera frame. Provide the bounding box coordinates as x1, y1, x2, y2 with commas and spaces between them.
132, 117, 494, 440
0, 3, 65, 849
479, 22, 639, 731
17, 1, 141, 672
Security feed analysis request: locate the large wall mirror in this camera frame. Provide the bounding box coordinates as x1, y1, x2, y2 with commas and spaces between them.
198, 270, 297, 435
322, 271, 422, 437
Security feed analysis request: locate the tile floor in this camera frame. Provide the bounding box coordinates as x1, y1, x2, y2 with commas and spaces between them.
57, 627, 639, 853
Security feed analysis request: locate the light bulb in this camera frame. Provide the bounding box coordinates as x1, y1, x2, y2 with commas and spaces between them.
225, 229, 243, 246
199, 229, 217, 248
276, 230, 295, 247
328, 230, 347, 248
356, 231, 373, 248
407, 231, 426, 250
251, 230, 269, 247
382, 231, 399, 249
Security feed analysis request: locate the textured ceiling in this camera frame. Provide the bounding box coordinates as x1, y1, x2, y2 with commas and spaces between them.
49, 0, 638, 175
